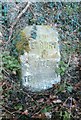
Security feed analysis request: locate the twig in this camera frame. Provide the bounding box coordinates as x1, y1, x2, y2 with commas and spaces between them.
3, 107, 13, 115
0, 24, 9, 31
19, 89, 38, 106
64, 55, 71, 76
3, 106, 22, 115
32, 105, 46, 118
6, 2, 31, 45
67, 55, 71, 67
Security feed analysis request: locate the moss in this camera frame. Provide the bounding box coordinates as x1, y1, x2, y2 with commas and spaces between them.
16, 31, 30, 55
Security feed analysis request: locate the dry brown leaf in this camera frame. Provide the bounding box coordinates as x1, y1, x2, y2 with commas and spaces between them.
32, 113, 46, 119
22, 110, 29, 115
53, 99, 62, 103
37, 98, 44, 103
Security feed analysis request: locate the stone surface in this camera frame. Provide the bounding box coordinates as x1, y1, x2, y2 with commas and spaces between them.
20, 25, 60, 91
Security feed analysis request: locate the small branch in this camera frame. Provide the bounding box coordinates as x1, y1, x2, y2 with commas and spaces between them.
32, 105, 46, 118
67, 55, 71, 67
3, 107, 13, 115
6, 2, 31, 45
0, 24, 9, 31
3, 106, 22, 115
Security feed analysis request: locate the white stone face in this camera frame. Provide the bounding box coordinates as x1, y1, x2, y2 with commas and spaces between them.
20, 25, 60, 91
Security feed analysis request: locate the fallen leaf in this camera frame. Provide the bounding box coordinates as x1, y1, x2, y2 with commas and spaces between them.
37, 98, 44, 103
63, 97, 77, 108
12, 71, 17, 75
32, 113, 46, 119
0, 32, 2, 37
22, 110, 29, 115
45, 112, 52, 119
53, 99, 62, 103
49, 95, 57, 100
0, 40, 3, 44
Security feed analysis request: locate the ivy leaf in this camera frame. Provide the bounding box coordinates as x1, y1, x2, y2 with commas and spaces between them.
66, 85, 73, 93
14, 104, 23, 110
41, 106, 52, 113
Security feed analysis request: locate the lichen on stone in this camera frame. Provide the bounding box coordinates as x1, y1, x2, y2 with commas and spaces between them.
16, 31, 30, 55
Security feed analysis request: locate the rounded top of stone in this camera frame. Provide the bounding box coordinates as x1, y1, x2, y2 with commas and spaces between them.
22, 25, 59, 42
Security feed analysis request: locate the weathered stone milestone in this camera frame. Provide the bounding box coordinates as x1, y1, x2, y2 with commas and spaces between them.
19, 25, 60, 91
